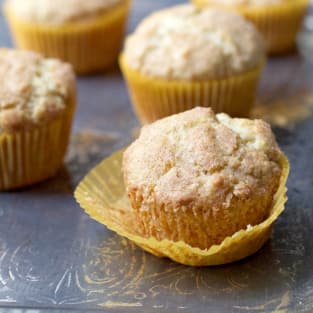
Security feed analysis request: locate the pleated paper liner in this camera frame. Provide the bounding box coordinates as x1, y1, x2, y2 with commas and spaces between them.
74, 149, 290, 266
0, 100, 75, 191
119, 56, 264, 124
4, 0, 131, 74
192, 0, 309, 54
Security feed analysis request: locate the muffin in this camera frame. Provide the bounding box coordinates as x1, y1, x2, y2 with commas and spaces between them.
120, 4, 265, 124
192, 0, 309, 54
123, 107, 284, 250
75, 107, 289, 265
4, 0, 131, 74
0, 49, 76, 191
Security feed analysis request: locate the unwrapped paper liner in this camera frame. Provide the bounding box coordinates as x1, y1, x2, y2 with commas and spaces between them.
75, 149, 289, 266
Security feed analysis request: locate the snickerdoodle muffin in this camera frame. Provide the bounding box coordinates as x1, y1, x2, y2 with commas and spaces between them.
192, 0, 309, 54
123, 107, 284, 250
120, 4, 265, 124
4, 0, 131, 73
0, 49, 76, 191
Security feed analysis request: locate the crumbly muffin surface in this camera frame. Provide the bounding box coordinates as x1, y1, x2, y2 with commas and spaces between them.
0, 49, 75, 132
123, 107, 283, 248
5, 0, 124, 24
123, 4, 265, 80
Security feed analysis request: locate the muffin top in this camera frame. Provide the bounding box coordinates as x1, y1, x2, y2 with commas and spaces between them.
0, 49, 75, 133
123, 4, 265, 80
201, 0, 287, 7
5, 0, 124, 24
123, 107, 283, 219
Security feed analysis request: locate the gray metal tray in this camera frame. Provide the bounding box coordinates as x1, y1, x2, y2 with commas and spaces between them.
0, 1, 312, 312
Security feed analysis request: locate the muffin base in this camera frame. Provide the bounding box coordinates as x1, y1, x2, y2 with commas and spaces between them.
4, 1, 131, 74
0, 101, 75, 191
119, 56, 264, 124
74, 149, 289, 266
193, 0, 309, 54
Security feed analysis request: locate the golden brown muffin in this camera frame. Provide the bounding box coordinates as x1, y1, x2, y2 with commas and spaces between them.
123, 5, 265, 80
123, 107, 283, 249
5, 0, 125, 24
0, 49, 75, 132
120, 4, 266, 123
0, 49, 76, 190
4, 0, 131, 73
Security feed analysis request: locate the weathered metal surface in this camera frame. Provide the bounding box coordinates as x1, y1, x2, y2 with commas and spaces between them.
0, 1, 313, 312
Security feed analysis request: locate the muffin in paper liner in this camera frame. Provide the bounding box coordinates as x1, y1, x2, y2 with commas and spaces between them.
0, 100, 75, 191
119, 55, 264, 124
192, 0, 309, 55
4, 1, 131, 74
74, 149, 289, 267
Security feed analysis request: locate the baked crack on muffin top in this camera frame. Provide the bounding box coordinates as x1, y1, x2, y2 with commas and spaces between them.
123, 107, 283, 248
0, 49, 75, 133
123, 4, 265, 80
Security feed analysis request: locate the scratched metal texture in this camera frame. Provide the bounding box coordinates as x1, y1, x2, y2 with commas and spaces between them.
0, 0, 313, 312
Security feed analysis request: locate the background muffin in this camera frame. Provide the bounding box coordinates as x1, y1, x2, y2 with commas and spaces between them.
4, 0, 131, 73
120, 4, 265, 124
192, 0, 309, 54
123, 107, 283, 250
0, 49, 76, 190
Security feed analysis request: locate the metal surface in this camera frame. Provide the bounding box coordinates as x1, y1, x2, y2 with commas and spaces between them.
0, 1, 313, 312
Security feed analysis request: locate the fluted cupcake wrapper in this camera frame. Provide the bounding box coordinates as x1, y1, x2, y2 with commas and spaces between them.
193, 0, 309, 54
0, 103, 74, 191
74, 149, 289, 266
119, 56, 264, 124
4, 1, 131, 74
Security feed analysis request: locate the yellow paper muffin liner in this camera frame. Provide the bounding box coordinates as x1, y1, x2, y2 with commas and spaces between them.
0, 100, 75, 191
119, 56, 264, 124
4, 1, 131, 74
74, 149, 289, 266
192, 0, 309, 54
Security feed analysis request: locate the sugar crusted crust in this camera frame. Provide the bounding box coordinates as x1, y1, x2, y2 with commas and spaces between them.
0, 49, 75, 133
5, 0, 124, 24
123, 107, 283, 249
123, 4, 265, 80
